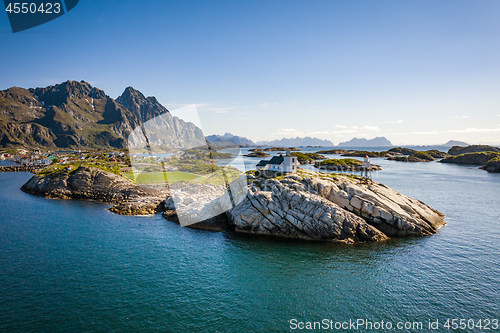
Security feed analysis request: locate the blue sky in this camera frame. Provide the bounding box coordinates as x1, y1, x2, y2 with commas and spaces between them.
1, 0, 500, 145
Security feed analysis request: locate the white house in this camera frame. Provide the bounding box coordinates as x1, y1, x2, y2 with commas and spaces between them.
256, 151, 298, 174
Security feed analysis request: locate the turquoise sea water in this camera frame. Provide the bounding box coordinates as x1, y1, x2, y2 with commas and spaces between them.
0, 153, 499, 332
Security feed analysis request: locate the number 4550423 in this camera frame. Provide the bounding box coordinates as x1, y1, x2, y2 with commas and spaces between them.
443, 319, 498, 330
5, 3, 61, 14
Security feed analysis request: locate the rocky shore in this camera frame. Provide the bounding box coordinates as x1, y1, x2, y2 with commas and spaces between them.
0, 165, 46, 173
19, 165, 445, 243
21, 165, 168, 215
481, 158, 500, 172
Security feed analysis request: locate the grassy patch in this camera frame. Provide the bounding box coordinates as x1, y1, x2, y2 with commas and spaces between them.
412, 151, 434, 161
126, 171, 201, 183
318, 158, 362, 166
199, 167, 243, 185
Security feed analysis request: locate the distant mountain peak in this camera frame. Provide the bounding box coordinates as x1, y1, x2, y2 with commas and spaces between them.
444, 140, 468, 146
337, 136, 393, 147
256, 136, 334, 147
206, 133, 255, 147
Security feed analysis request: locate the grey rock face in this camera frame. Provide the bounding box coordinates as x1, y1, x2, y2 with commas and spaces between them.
482, 159, 500, 172
227, 174, 445, 243
0, 81, 206, 150
117, 87, 206, 149
228, 178, 388, 243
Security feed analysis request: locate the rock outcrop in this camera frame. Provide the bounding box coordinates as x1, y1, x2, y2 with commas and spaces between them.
0, 165, 46, 173
163, 183, 231, 231
448, 145, 500, 156
440, 152, 500, 165
228, 174, 444, 243
21, 165, 167, 215
481, 158, 500, 172
314, 161, 381, 171
388, 150, 449, 162
388, 147, 416, 155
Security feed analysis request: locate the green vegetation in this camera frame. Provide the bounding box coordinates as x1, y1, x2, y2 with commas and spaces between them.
262, 147, 301, 151
209, 151, 233, 159
388, 147, 416, 155
177, 163, 220, 174
341, 151, 388, 157
318, 158, 362, 166
36, 164, 69, 176
448, 145, 500, 156
316, 149, 348, 154
412, 151, 434, 161
199, 167, 243, 185
36, 161, 122, 177
291, 152, 326, 163
440, 151, 500, 165
126, 171, 201, 183
245, 150, 270, 157
84, 162, 122, 175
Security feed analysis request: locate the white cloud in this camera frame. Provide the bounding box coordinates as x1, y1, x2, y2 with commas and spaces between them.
446, 128, 500, 133
360, 126, 380, 131
453, 116, 470, 119
332, 129, 357, 135
275, 128, 304, 136
259, 102, 277, 107
334, 125, 348, 128
389, 131, 441, 135
351, 126, 359, 129
213, 110, 228, 114
385, 120, 403, 124
273, 129, 331, 138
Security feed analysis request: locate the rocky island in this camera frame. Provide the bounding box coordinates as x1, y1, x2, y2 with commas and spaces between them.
20, 163, 445, 244
439, 145, 500, 172
244, 150, 270, 157
314, 158, 381, 171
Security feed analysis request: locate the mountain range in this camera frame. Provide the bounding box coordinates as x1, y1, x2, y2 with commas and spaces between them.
0, 80, 206, 149
256, 136, 334, 147
206, 133, 256, 147
337, 137, 393, 147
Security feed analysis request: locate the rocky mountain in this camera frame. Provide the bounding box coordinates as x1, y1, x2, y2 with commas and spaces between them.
444, 140, 468, 146
116, 87, 206, 149
206, 133, 255, 147
337, 136, 393, 147
257, 136, 334, 147
0, 80, 206, 150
